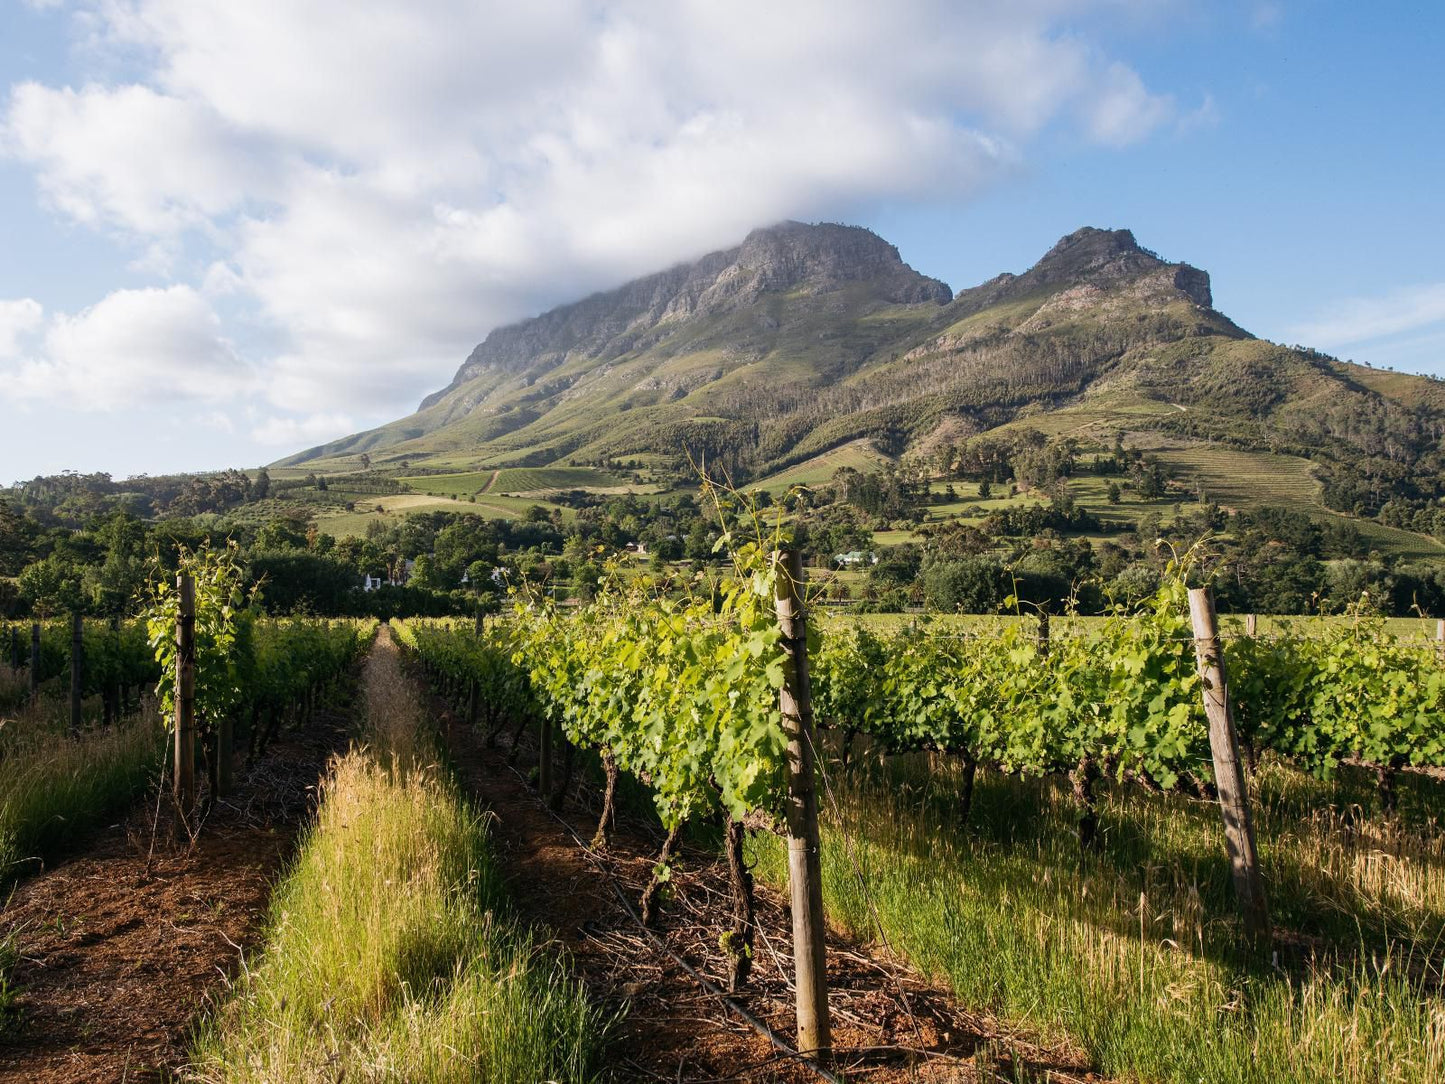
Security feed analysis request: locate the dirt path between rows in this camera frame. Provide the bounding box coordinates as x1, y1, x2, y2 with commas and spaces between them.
434, 693, 1102, 1083
0, 705, 351, 1083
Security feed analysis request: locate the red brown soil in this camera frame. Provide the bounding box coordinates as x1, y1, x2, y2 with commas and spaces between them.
439, 703, 1102, 1083
0, 709, 350, 1083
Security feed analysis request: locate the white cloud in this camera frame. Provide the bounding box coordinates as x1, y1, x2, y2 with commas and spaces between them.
1251, 3, 1284, 31
251, 411, 356, 447
0, 298, 44, 357
1084, 62, 1176, 146
1287, 283, 1445, 348
8, 285, 250, 408
1177, 93, 1221, 134
3, 0, 1184, 426
2, 81, 271, 237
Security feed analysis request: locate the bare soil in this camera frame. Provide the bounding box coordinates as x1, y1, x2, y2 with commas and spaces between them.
0, 708, 350, 1083
438, 700, 1103, 1083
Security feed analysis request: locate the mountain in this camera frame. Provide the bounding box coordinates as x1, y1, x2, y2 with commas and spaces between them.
278, 222, 1445, 529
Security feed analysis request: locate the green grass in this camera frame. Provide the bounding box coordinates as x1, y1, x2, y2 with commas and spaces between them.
0, 687, 162, 884
1154, 445, 1321, 509
489, 466, 630, 493
396, 470, 497, 497
316, 492, 574, 538
751, 754, 1445, 1083
827, 611, 1436, 640
398, 466, 630, 498
747, 439, 895, 494
192, 635, 607, 1083
0, 928, 18, 1032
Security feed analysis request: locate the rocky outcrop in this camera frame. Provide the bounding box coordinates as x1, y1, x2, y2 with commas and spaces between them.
420, 221, 951, 409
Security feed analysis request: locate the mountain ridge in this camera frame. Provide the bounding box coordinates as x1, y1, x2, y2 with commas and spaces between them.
278, 221, 1442, 531
419, 221, 951, 411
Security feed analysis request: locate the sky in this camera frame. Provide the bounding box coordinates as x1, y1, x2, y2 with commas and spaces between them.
0, 0, 1441, 481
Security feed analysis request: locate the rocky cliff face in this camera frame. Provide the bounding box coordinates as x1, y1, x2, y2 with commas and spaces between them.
948, 227, 1214, 315
420, 221, 951, 409
284, 220, 1256, 472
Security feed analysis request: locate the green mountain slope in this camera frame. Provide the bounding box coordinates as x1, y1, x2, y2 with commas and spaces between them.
279, 221, 1443, 538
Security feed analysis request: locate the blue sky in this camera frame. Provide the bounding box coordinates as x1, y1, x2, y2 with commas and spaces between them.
1, 1, 1442, 481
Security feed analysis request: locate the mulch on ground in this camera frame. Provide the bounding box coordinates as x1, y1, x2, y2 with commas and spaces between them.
0, 709, 351, 1084
439, 702, 1104, 1084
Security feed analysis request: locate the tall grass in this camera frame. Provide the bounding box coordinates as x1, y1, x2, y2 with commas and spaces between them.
0, 694, 162, 883
0, 662, 28, 716
191, 633, 607, 1083
751, 755, 1445, 1084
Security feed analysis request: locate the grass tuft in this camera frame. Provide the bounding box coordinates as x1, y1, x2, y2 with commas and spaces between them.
0, 696, 162, 884
751, 754, 1445, 1084
191, 634, 607, 1083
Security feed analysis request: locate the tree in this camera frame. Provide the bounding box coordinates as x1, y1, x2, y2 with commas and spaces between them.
1106, 481, 1122, 505
255, 516, 308, 551
18, 554, 88, 616
921, 556, 1010, 613
250, 551, 359, 614
409, 554, 448, 590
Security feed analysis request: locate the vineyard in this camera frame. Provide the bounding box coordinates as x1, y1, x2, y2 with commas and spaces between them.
0, 610, 373, 885
393, 549, 1445, 1082
2, 544, 1444, 1081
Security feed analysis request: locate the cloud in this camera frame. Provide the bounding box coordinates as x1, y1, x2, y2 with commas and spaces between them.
1177, 93, 1221, 134
7, 285, 250, 408
1251, 3, 1284, 31
1287, 283, 1445, 348
3, 0, 1184, 425
2, 81, 272, 238
0, 298, 44, 357
1083, 62, 1176, 146
251, 411, 357, 447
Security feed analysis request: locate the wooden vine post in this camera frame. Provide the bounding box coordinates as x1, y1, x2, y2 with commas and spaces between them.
105, 614, 121, 726
217, 708, 235, 796
69, 612, 84, 735
29, 620, 40, 702
1188, 586, 1270, 950
1437, 619, 1444, 664
175, 572, 197, 818
538, 715, 554, 798
773, 549, 832, 1060
1245, 613, 1258, 638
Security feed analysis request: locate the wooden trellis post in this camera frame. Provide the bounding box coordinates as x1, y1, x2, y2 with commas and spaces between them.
774, 549, 831, 1060
175, 573, 197, 818
1188, 586, 1270, 950
29, 621, 40, 702
538, 716, 553, 798
69, 612, 84, 736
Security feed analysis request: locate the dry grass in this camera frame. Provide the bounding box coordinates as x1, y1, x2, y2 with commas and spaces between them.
0, 693, 161, 883
751, 752, 1445, 1084
191, 631, 607, 1083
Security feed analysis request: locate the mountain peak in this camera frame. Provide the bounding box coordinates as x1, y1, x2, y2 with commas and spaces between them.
284, 220, 1403, 479
971, 225, 1212, 309
1029, 226, 1158, 284
419, 220, 952, 408
731, 221, 951, 303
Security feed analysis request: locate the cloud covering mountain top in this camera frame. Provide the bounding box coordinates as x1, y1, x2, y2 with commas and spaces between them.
1, 0, 1181, 458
